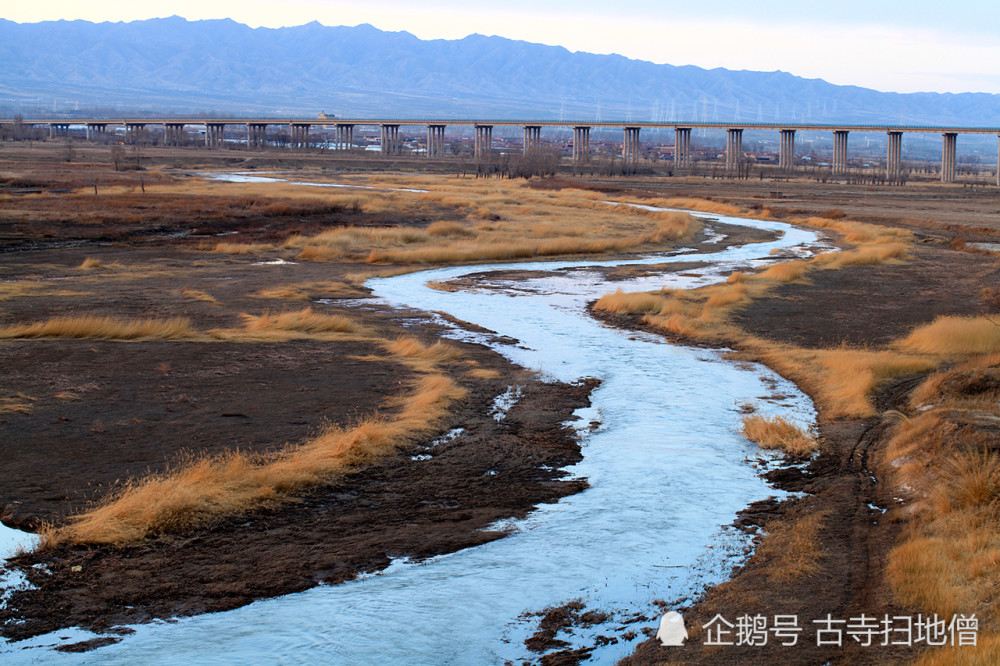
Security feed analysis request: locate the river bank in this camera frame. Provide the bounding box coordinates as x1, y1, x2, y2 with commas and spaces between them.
2, 158, 777, 658
2, 151, 999, 663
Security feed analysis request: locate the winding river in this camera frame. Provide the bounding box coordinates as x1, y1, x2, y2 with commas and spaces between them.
2, 208, 823, 664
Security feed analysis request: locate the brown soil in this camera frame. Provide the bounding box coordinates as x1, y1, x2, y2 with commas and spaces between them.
584, 187, 999, 664
732, 242, 1000, 348
4, 147, 1000, 662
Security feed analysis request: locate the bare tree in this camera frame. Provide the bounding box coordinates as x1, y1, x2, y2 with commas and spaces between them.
110, 145, 125, 171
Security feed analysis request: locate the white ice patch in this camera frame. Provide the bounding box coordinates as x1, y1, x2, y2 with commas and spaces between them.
490, 385, 523, 422
0, 523, 37, 561
3, 208, 829, 664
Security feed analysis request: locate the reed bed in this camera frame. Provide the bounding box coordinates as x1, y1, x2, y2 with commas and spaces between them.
0, 315, 196, 341
42, 372, 466, 547
740, 414, 817, 458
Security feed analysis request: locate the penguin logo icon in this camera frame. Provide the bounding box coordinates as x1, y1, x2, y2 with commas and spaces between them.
656, 611, 688, 646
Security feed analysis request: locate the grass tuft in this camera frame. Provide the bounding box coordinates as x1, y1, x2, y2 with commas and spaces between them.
741, 414, 817, 458
899, 316, 1000, 355
0, 315, 195, 340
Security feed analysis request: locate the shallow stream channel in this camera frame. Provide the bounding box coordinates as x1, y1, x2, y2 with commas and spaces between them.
2, 205, 827, 664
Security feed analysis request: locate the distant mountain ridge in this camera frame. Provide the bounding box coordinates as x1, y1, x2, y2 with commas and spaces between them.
1, 16, 999, 127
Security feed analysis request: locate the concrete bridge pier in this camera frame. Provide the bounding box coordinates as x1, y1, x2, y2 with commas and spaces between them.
622, 127, 640, 166
779, 129, 795, 171
674, 127, 691, 168
474, 125, 493, 159
125, 123, 146, 145
204, 123, 225, 148
335, 124, 354, 151
572, 126, 591, 163
426, 124, 446, 157
246, 123, 268, 149
941, 132, 957, 183
290, 123, 311, 150
832, 130, 849, 174
886, 131, 903, 181
48, 123, 70, 140
85, 123, 107, 142
522, 125, 541, 153
164, 123, 185, 147
380, 124, 400, 155
725, 128, 743, 174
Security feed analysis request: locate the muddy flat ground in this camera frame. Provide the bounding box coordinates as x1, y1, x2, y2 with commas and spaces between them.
2, 144, 1000, 662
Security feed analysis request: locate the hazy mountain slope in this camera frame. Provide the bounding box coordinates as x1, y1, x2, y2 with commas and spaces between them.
2, 16, 998, 125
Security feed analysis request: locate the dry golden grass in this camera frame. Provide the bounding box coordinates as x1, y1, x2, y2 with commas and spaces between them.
0, 280, 84, 302
899, 316, 1000, 355
467, 367, 500, 379
272, 178, 699, 266
756, 509, 830, 582
43, 372, 467, 547
812, 242, 909, 268
180, 288, 218, 304
0, 315, 196, 340
742, 342, 937, 419
384, 336, 463, 370
209, 242, 275, 255
755, 260, 809, 282
425, 220, 475, 237
243, 307, 361, 334
0, 394, 36, 414
741, 414, 817, 458
212, 307, 366, 342
253, 281, 365, 300
913, 635, 1000, 666
78, 257, 103, 270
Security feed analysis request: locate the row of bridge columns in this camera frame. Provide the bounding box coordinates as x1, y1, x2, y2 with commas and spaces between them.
725, 128, 743, 172
622, 127, 641, 165
474, 125, 493, 159
33, 120, 1000, 184
832, 130, 849, 174
246, 123, 268, 149
941, 132, 957, 183
85, 123, 107, 141
334, 123, 354, 150
204, 123, 225, 148
674, 127, 692, 168
573, 126, 591, 163
290, 123, 310, 149
48, 123, 70, 139
164, 123, 185, 147
124, 123, 145, 145
380, 124, 401, 155
426, 124, 446, 157
523, 125, 542, 153
779, 129, 796, 170
886, 131, 903, 181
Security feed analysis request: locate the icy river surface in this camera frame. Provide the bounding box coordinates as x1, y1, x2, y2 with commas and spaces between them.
3, 210, 823, 664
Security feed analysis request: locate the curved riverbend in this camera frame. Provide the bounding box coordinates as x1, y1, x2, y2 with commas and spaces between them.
3, 211, 823, 663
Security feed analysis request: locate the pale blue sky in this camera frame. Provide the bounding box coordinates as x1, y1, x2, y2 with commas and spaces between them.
5, 1, 1000, 94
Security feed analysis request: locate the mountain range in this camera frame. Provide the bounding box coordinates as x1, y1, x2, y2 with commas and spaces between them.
1, 16, 999, 128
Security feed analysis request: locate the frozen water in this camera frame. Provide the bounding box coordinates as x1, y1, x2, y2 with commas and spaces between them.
2, 211, 822, 664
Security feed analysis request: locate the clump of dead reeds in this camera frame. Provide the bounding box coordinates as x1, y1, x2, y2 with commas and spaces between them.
241, 307, 364, 335
899, 316, 1000, 355
41, 369, 466, 547
741, 414, 817, 458
78, 257, 104, 270
180, 288, 218, 304
253, 282, 364, 300
755, 510, 830, 581
0, 315, 195, 340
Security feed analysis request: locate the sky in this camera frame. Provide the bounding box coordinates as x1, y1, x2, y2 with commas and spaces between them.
5, 0, 1000, 94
